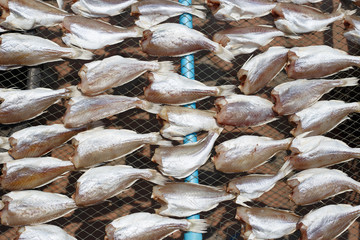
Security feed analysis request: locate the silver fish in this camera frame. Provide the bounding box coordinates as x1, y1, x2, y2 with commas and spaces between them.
78, 56, 174, 96
227, 162, 292, 206
236, 207, 300, 240
0, 33, 93, 70
288, 168, 360, 206
286, 135, 360, 170
272, 3, 349, 34
105, 212, 208, 240
140, 23, 234, 62
0, 88, 70, 124
63, 95, 161, 128
74, 165, 167, 207
131, 0, 206, 29
1, 190, 77, 226
214, 94, 277, 127
61, 16, 143, 50
71, 128, 170, 169
344, 15, 360, 45
272, 77, 358, 116
213, 135, 292, 173
286, 45, 360, 79
289, 100, 360, 136
152, 182, 235, 217
16, 224, 76, 240
0, 0, 71, 31
152, 130, 221, 179
213, 26, 295, 56
158, 106, 222, 140
144, 72, 235, 105
206, 0, 276, 21
71, 0, 138, 18
5, 124, 85, 159
276, 0, 323, 3
1, 157, 74, 190
298, 204, 360, 240
238, 46, 289, 94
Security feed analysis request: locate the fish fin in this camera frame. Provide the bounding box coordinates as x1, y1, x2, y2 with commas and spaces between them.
0, 137, 9, 150
70, 46, 94, 60
278, 160, 293, 178
191, 5, 207, 19
216, 85, 236, 96
215, 44, 235, 62
284, 33, 301, 39
0, 152, 13, 164
57, 0, 64, 9
147, 170, 169, 185
235, 195, 252, 206
155, 61, 175, 74
188, 219, 209, 233
137, 100, 163, 114
338, 77, 359, 87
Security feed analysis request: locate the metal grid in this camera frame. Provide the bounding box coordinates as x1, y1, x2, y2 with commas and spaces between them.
1, 0, 360, 239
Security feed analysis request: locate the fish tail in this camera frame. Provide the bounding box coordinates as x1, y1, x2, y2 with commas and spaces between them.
336, 3, 356, 17
129, 25, 144, 37
214, 44, 234, 62
338, 77, 359, 87
70, 47, 94, 60
0, 152, 13, 164
235, 195, 252, 206
146, 169, 169, 185
138, 99, 162, 114
156, 61, 175, 74
147, 132, 173, 146
0, 137, 9, 150
64, 85, 83, 98
277, 160, 293, 179
216, 85, 236, 97
191, 5, 207, 19
187, 219, 209, 233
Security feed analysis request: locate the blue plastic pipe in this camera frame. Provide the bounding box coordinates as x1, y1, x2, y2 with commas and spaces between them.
179, 0, 202, 240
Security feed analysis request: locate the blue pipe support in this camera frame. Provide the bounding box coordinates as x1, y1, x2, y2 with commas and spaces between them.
179, 0, 202, 240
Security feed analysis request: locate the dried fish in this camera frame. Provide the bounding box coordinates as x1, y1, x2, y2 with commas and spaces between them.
152, 182, 235, 217
288, 168, 360, 205
16, 224, 76, 240
289, 100, 360, 136
105, 212, 208, 240
272, 3, 350, 34
227, 162, 292, 205
1, 157, 74, 190
78, 56, 174, 96
0, 33, 93, 70
63, 95, 161, 128
206, 0, 276, 21
152, 130, 221, 179
236, 207, 300, 240
140, 23, 234, 62
74, 165, 167, 206
61, 16, 143, 50
5, 124, 85, 159
214, 94, 277, 127
71, 128, 170, 169
213, 26, 295, 56
0, 0, 71, 31
1, 190, 77, 226
286, 45, 360, 79
213, 135, 292, 173
71, 0, 138, 18
298, 204, 360, 240
144, 72, 235, 105
158, 106, 221, 140
276, 0, 323, 3
238, 46, 289, 94
0, 88, 70, 124
272, 77, 358, 115
131, 0, 206, 29
352, 0, 360, 7
344, 15, 360, 45
286, 135, 360, 170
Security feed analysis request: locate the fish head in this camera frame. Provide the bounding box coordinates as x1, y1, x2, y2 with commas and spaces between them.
237, 69, 251, 94
285, 50, 299, 79
130, 4, 140, 17
226, 179, 240, 195
271, 3, 285, 20
140, 29, 153, 51
213, 32, 230, 47
206, 0, 220, 14
297, 221, 310, 240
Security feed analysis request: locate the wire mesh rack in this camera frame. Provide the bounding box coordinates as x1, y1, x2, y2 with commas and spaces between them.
1, 0, 360, 239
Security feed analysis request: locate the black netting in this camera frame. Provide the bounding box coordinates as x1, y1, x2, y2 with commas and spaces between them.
1, 0, 360, 239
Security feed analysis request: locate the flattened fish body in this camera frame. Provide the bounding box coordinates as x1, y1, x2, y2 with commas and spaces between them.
16, 224, 76, 240
238, 46, 288, 94
1, 190, 77, 226
152, 182, 235, 217
0, 33, 93, 70
236, 207, 300, 239
289, 100, 360, 136
62, 16, 142, 49
0, 0, 71, 31
298, 204, 360, 240
1, 157, 74, 190
8, 124, 85, 159
71, 0, 138, 17
0, 88, 69, 124
214, 94, 277, 127
286, 45, 360, 79
213, 135, 292, 173
286, 135, 360, 170
288, 168, 360, 205
105, 212, 208, 240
